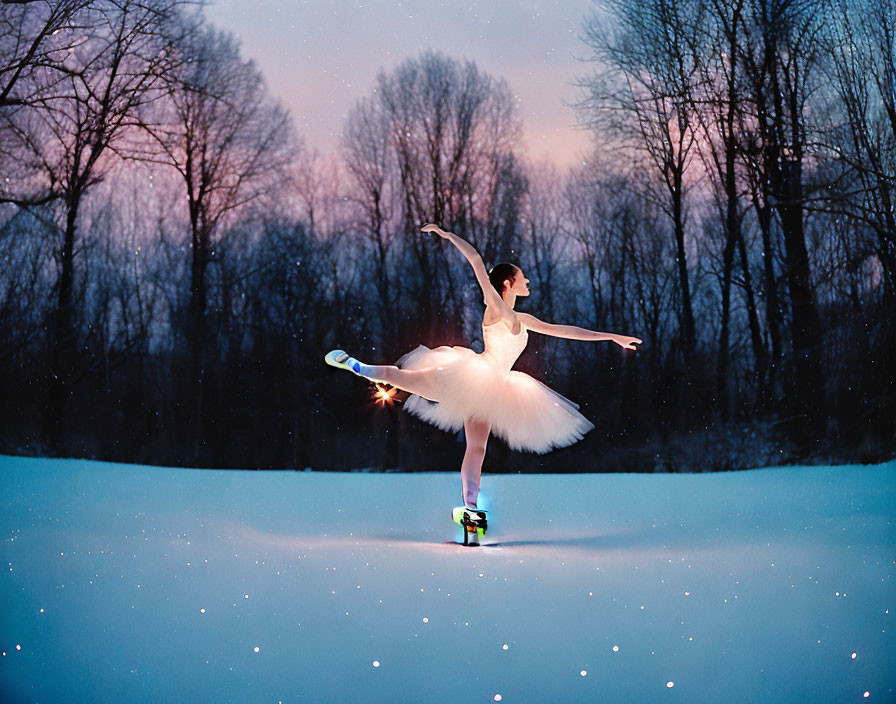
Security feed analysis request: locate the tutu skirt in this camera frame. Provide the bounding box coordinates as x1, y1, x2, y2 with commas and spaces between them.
395, 343, 594, 454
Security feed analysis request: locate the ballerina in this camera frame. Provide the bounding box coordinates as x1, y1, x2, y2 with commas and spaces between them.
325, 224, 641, 540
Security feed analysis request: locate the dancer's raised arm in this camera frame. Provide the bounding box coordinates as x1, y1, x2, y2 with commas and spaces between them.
420, 223, 505, 309
517, 312, 642, 350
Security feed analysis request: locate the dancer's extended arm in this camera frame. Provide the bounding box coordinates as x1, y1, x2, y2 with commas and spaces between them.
420, 224, 505, 309
517, 312, 642, 350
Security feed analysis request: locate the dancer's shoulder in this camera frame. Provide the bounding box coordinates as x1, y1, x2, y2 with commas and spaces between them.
483, 309, 523, 335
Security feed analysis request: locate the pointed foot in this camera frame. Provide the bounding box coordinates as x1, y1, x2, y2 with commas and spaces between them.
325, 350, 362, 375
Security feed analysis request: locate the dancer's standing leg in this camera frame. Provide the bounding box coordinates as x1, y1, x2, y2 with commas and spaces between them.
461, 417, 491, 507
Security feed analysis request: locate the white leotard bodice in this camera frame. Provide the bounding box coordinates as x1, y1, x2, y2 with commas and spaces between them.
482, 320, 528, 370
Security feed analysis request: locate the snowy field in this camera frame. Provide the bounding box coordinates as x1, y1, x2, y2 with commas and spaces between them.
1, 455, 894, 703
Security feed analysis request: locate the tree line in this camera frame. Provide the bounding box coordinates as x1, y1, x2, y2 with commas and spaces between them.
0, 0, 893, 472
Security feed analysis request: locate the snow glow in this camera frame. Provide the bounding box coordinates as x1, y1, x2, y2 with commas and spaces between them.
2, 456, 893, 703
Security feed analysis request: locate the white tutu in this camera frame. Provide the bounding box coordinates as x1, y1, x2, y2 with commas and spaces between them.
395, 320, 594, 454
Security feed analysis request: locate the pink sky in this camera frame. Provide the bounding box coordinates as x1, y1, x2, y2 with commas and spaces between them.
204, 0, 595, 168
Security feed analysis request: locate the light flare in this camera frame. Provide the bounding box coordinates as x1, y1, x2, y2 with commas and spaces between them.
373, 384, 397, 405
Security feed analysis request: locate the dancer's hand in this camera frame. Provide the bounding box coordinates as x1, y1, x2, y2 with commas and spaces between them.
421, 223, 449, 238
613, 335, 642, 351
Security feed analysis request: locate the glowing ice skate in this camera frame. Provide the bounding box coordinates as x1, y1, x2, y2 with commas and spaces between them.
452, 506, 488, 546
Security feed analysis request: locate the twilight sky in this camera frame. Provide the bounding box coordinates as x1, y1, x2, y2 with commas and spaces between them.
204, 0, 596, 168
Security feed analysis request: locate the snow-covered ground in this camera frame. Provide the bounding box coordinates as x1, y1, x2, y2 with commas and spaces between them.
1, 455, 893, 703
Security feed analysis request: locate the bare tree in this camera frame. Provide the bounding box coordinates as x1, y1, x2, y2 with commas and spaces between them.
1, 0, 93, 208
134, 17, 300, 462
821, 0, 896, 293
1, 0, 186, 451
520, 161, 563, 323
342, 96, 399, 350
688, 0, 767, 415
0, 0, 94, 109
352, 51, 522, 339
579, 0, 702, 354
739, 0, 826, 435
564, 164, 609, 332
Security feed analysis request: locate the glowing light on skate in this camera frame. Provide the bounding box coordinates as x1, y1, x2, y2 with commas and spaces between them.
373, 384, 397, 405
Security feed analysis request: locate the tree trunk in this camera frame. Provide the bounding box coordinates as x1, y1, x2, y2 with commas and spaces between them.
717, 220, 736, 421
736, 225, 766, 397
763, 36, 823, 438
188, 218, 211, 464
777, 158, 824, 436
756, 195, 781, 394
717, 121, 738, 421
45, 195, 80, 452
672, 178, 695, 352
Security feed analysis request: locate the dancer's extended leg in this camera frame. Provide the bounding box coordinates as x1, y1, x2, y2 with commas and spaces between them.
360, 364, 442, 402
326, 350, 444, 401
461, 416, 491, 508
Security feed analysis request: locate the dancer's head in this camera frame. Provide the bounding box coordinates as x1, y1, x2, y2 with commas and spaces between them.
489, 263, 529, 300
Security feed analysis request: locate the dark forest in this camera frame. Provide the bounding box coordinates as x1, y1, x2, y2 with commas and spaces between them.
1, 0, 894, 473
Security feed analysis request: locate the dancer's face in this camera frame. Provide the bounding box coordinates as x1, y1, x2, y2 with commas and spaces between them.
508, 268, 530, 297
